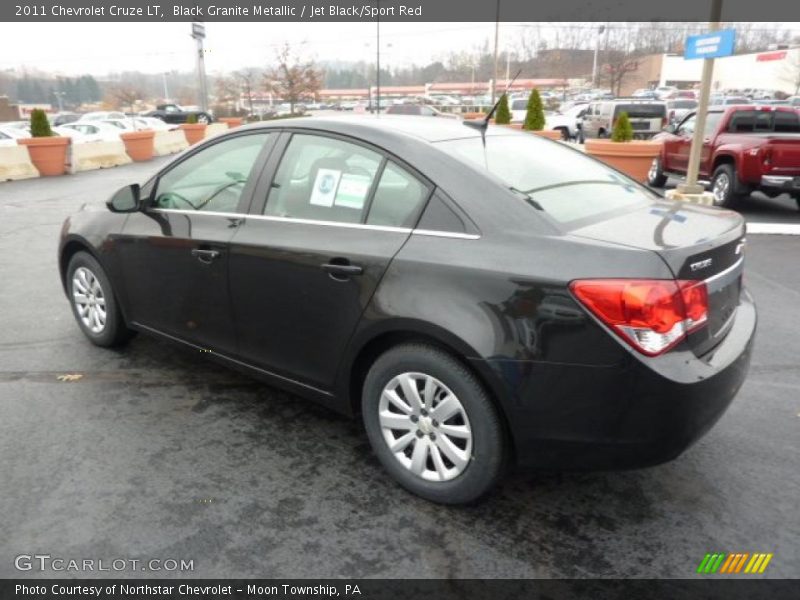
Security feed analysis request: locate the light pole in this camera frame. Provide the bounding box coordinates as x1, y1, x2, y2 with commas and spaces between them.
53, 91, 65, 112
191, 21, 208, 112
491, 0, 500, 103
592, 25, 606, 88
162, 72, 170, 101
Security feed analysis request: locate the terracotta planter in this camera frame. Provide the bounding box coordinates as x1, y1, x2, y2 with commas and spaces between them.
18, 136, 70, 176
219, 117, 243, 128
584, 139, 663, 183
120, 130, 155, 162
180, 123, 208, 145
531, 129, 563, 141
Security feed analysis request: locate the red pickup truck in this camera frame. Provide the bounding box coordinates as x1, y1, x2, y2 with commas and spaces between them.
648, 105, 800, 208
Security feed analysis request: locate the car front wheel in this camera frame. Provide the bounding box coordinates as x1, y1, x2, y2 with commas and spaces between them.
362, 344, 507, 504
67, 251, 135, 347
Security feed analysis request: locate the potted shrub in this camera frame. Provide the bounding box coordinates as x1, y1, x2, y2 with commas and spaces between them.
18, 109, 70, 176
120, 117, 155, 162
522, 89, 561, 140
180, 113, 207, 145
493, 94, 512, 126
218, 117, 243, 128
585, 112, 663, 183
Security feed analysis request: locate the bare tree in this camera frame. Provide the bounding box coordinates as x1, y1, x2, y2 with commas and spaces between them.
106, 84, 144, 128
265, 43, 322, 114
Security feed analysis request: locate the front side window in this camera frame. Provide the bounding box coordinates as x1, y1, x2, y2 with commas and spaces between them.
264, 134, 382, 224
153, 133, 270, 214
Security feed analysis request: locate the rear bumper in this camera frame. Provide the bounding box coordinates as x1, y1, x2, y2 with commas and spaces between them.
761, 175, 799, 192
474, 291, 756, 470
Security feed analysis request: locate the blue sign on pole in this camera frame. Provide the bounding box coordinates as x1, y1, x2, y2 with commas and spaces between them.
684, 29, 736, 60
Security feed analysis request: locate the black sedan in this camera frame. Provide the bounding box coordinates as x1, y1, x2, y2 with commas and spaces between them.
143, 103, 213, 125
58, 116, 755, 504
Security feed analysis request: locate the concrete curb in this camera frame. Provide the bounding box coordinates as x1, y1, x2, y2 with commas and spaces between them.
70, 141, 132, 173
0, 146, 39, 181
204, 123, 229, 139
153, 130, 190, 156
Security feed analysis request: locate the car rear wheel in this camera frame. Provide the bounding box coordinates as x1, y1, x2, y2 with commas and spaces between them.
647, 157, 668, 187
362, 344, 507, 504
196, 113, 211, 124
67, 251, 135, 347
711, 164, 745, 208
556, 127, 569, 141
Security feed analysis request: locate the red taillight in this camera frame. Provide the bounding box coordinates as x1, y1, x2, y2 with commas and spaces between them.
762, 146, 773, 167
569, 279, 708, 356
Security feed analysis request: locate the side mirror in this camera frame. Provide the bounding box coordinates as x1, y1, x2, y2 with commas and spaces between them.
106, 184, 141, 213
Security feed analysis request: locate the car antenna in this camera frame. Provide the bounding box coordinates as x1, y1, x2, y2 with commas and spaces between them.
463, 68, 523, 143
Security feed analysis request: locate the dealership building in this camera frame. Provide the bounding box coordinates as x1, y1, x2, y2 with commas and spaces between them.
621, 47, 800, 95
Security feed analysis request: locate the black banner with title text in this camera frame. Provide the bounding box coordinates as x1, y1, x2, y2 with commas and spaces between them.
3, 0, 800, 22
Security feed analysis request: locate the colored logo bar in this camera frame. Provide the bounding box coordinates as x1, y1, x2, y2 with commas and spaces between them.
697, 553, 773, 574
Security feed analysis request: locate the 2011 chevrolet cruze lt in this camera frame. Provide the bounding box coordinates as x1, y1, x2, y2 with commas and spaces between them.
59, 116, 755, 504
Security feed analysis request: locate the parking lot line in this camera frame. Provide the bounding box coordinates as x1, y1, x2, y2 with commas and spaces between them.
746, 222, 800, 236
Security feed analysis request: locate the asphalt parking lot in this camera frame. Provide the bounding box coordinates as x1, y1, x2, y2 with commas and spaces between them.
0, 159, 798, 579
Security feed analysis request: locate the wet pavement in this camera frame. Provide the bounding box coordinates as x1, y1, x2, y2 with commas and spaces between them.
0, 160, 798, 579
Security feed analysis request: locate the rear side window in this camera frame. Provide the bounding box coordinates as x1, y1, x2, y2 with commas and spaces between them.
366, 162, 430, 228
728, 110, 800, 133
614, 104, 665, 119
264, 134, 382, 224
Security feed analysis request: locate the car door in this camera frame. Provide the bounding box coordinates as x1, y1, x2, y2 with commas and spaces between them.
115, 131, 276, 355
228, 131, 433, 390
666, 113, 696, 172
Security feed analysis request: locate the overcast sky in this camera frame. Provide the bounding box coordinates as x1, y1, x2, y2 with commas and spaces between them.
2, 22, 798, 77
0, 22, 505, 75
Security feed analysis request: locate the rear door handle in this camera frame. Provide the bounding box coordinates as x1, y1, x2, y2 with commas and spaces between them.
191, 248, 221, 263
321, 262, 363, 279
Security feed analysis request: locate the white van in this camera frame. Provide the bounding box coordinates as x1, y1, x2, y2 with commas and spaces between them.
581, 100, 667, 139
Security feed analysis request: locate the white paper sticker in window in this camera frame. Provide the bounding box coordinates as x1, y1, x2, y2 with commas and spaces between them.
310, 168, 341, 207
335, 173, 372, 209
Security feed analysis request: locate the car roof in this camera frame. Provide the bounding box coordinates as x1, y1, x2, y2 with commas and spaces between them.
237, 115, 498, 143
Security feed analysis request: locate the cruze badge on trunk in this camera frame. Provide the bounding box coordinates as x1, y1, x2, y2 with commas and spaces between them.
690, 258, 714, 272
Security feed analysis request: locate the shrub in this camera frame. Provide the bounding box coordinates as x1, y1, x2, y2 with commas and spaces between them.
30, 109, 54, 137
186, 113, 198, 124
611, 111, 634, 142
523, 89, 546, 131
494, 94, 512, 125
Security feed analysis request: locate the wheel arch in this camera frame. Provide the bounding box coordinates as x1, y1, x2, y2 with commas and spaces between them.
59, 236, 100, 295
339, 320, 517, 460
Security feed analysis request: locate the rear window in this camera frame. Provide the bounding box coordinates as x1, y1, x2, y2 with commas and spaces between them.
614, 104, 666, 119
728, 110, 800, 133
437, 134, 654, 226
669, 100, 697, 109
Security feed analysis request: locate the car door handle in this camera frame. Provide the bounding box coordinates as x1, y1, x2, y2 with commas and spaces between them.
191, 248, 221, 263
321, 262, 363, 279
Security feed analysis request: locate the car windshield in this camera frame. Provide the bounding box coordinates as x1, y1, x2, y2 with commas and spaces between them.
437, 134, 654, 225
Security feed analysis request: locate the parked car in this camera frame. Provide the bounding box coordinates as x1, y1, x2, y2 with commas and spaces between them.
664, 90, 697, 100
666, 99, 699, 124
142, 104, 213, 124
654, 86, 678, 99
101, 117, 173, 132
0, 126, 26, 146
58, 116, 755, 504
51, 112, 81, 126
79, 111, 127, 122
788, 96, 800, 108
56, 121, 125, 142
710, 96, 751, 107
544, 103, 590, 140
385, 104, 456, 118
582, 100, 667, 139
649, 105, 800, 208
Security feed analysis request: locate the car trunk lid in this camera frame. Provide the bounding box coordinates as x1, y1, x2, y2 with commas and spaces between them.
569, 200, 746, 356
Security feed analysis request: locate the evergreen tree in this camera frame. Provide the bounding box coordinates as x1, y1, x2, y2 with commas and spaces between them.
494, 93, 512, 125
611, 111, 634, 142
522, 88, 545, 131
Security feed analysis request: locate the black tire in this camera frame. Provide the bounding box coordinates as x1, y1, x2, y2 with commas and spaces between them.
555, 127, 569, 141
66, 251, 135, 347
362, 343, 507, 504
711, 164, 746, 208
196, 113, 212, 124
647, 156, 668, 187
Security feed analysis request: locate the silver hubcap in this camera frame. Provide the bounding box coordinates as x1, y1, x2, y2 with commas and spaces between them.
72, 267, 106, 334
378, 372, 472, 482
648, 158, 660, 182
713, 173, 730, 205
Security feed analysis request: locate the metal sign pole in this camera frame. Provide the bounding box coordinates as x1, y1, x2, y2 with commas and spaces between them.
191, 21, 208, 112
678, 0, 722, 194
